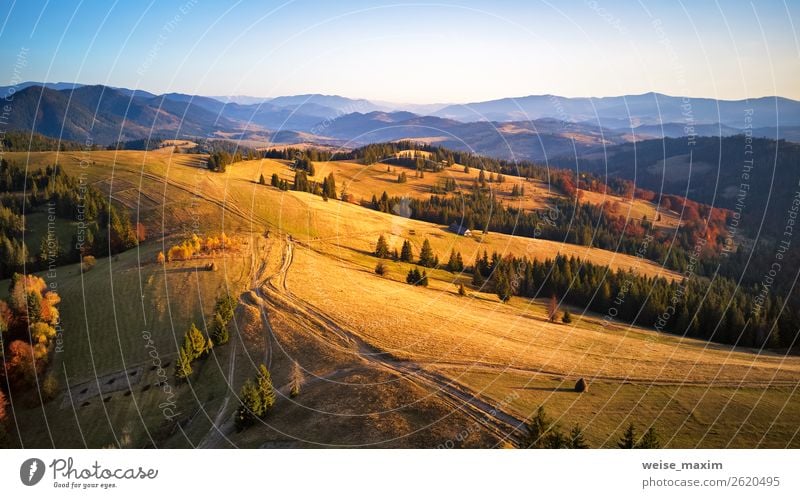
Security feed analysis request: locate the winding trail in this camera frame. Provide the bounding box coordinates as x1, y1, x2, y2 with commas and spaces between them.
257, 238, 528, 445
197, 341, 238, 449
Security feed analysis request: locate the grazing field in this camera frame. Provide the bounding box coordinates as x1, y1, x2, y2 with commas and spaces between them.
3, 149, 797, 448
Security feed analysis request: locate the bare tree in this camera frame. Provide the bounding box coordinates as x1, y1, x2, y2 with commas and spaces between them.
547, 295, 558, 323
289, 361, 304, 398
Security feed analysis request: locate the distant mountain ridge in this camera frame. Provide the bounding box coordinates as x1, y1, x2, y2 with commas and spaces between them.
3, 82, 799, 160
433, 92, 800, 129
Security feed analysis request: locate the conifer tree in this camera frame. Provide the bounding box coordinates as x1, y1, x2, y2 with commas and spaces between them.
617, 423, 637, 449
187, 322, 212, 359
375, 234, 390, 259
418, 239, 436, 267
211, 312, 229, 345
255, 364, 276, 416
400, 240, 413, 262
175, 346, 193, 380
562, 309, 572, 324
636, 427, 661, 449
235, 380, 260, 430
258, 173, 266, 185
568, 425, 589, 449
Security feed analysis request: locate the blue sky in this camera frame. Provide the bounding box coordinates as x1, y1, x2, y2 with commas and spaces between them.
1, 0, 798, 102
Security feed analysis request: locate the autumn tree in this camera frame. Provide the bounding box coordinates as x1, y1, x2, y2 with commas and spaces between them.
156, 251, 165, 264
547, 295, 558, 322
0, 390, 8, 426
289, 361, 304, 398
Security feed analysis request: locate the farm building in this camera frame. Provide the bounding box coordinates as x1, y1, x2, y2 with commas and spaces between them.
448, 222, 472, 236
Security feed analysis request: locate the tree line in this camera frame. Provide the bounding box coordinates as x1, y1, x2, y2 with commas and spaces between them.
0, 161, 139, 278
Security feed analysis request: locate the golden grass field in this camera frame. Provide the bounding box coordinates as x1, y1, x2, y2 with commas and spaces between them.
2, 149, 798, 448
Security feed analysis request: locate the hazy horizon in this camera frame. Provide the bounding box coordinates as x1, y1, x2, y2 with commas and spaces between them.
8, 80, 800, 106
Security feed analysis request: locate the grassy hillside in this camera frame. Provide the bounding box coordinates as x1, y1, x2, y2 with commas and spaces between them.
2, 149, 798, 448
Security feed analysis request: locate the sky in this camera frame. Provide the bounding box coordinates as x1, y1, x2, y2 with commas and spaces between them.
0, 0, 799, 103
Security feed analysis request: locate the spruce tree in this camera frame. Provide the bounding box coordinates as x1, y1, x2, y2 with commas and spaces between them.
636, 427, 661, 449
562, 309, 572, 324
211, 312, 229, 345
400, 240, 413, 262
187, 322, 212, 358
235, 380, 260, 430
258, 173, 266, 185
418, 239, 436, 267
495, 274, 512, 303
375, 234, 390, 259
568, 425, 589, 449
175, 347, 193, 379
255, 364, 276, 416
617, 423, 637, 449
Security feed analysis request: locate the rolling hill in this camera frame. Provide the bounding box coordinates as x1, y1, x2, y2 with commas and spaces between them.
3, 148, 798, 448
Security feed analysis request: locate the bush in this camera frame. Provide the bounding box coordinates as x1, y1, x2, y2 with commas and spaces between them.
574, 377, 588, 393
562, 309, 572, 323
375, 261, 387, 276
81, 255, 96, 271
42, 374, 59, 402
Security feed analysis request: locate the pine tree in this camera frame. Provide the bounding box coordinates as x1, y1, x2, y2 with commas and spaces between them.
235, 380, 260, 430
446, 250, 464, 272
258, 173, 266, 185
524, 406, 557, 448
175, 347, 193, 379
375, 234, 390, 259
617, 423, 637, 449
271, 173, 280, 187
418, 239, 436, 267
636, 427, 661, 449
562, 309, 572, 324
255, 364, 276, 416
495, 274, 512, 303
187, 322, 212, 359
568, 425, 589, 449
289, 361, 304, 398
211, 312, 229, 345
400, 240, 413, 262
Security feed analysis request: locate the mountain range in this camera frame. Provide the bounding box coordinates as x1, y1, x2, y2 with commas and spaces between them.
3, 82, 799, 160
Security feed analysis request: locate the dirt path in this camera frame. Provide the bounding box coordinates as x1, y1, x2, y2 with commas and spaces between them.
258, 238, 528, 445
196, 340, 238, 449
